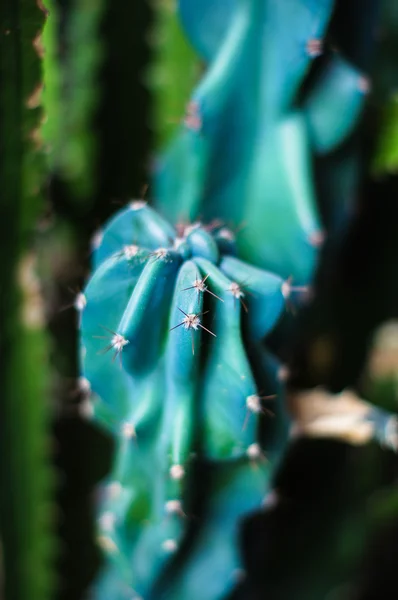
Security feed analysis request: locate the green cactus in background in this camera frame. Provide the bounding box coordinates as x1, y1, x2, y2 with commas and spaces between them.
0, 1, 55, 599
42, 0, 106, 200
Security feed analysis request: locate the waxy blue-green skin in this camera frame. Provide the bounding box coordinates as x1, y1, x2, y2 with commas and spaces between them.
81, 0, 376, 597
81, 202, 290, 599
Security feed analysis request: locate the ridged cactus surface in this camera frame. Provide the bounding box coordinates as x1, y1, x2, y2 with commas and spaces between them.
155, 0, 371, 284
80, 202, 290, 599
78, 0, 389, 598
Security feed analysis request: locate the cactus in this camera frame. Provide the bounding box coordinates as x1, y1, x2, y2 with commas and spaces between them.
0, 1, 55, 599
76, 0, 398, 599
80, 202, 290, 598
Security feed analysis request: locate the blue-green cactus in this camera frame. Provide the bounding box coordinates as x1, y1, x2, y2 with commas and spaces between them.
78, 0, 379, 597
80, 202, 290, 598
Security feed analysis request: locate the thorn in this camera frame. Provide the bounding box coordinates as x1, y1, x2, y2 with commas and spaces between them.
140, 183, 149, 199
91, 229, 103, 251
247, 443, 263, 460
149, 248, 170, 262
123, 244, 140, 260
107, 482, 122, 500
358, 76, 371, 94
182, 275, 223, 302
97, 535, 118, 554
228, 282, 249, 312
308, 230, 326, 248
98, 511, 116, 532
165, 500, 184, 516
169, 464, 185, 480
130, 200, 147, 211
94, 325, 129, 363
170, 310, 216, 353
306, 38, 323, 57
121, 422, 136, 440
184, 100, 202, 132
162, 539, 178, 553
246, 394, 276, 416
59, 290, 87, 314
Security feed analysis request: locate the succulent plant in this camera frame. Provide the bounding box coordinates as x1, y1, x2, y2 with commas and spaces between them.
80, 202, 291, 599
76, 0, 397, 599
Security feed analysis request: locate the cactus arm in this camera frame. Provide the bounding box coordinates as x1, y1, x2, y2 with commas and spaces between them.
303, 54, 369, 153
80, 253, 147, 424
194, 259, 259, 459
163, 261, 203, 473
119, 253, 181, 375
